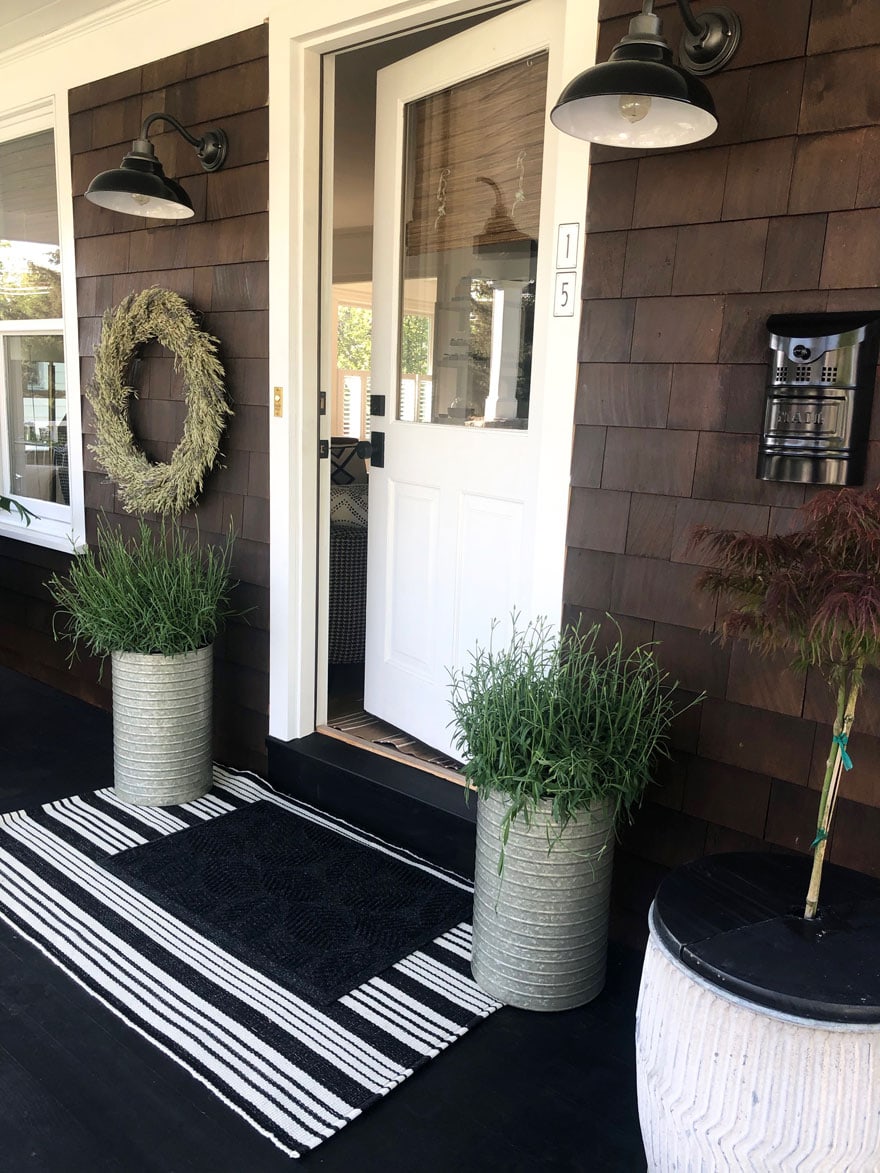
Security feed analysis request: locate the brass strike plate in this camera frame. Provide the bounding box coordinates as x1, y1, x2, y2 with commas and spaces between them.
273, 386, 283, 417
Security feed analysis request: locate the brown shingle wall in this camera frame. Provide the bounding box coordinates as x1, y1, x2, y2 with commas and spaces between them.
0, 26, 270, 771
574, 2, 880, 909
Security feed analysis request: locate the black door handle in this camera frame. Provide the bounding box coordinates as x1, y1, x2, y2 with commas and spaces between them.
356, 434, 384, 468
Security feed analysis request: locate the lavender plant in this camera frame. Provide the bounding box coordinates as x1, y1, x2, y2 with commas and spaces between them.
694, 486, 880, 919
449, 616, 694, 852
48, 518, 239, 661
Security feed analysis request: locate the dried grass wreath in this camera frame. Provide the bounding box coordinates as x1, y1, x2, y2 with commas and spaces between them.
88, 287, 231, 515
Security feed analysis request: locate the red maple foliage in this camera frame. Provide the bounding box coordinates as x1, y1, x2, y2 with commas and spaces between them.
694, 485, 880, 917
695, 485, 880, 684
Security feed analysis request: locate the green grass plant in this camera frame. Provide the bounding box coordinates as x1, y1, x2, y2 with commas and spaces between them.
449, 616, 694, 849
48, 517, 239, 660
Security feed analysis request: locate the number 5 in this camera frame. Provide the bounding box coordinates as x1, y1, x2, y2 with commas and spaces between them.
554, 272, 576, 317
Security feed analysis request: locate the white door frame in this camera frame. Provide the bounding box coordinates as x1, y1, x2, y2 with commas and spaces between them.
267, 0, 598, 743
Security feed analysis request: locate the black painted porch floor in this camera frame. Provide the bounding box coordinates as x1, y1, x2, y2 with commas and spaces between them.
0, 666, 647, 1172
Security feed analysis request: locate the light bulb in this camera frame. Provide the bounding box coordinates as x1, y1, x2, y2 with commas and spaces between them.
131, 192, 151, 206
618, 94, 652, 124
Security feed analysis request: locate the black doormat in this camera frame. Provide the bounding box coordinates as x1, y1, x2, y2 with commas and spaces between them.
103, 798, 473, 1005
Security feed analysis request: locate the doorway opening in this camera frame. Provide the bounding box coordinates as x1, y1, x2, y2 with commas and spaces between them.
320, 19, 493, 776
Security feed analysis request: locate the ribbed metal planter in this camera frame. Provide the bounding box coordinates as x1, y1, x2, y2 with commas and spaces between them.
472, 791, 616, 1011
111, 645, 213, 806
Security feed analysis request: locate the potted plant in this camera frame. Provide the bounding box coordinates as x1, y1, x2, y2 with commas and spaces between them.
449, 616, 692, 1012
48, 517, 238, 806
635, 485, 880, 1170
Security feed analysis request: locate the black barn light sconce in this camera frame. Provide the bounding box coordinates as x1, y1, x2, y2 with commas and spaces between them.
85, 112, 228, 219
550, 0, 741, 149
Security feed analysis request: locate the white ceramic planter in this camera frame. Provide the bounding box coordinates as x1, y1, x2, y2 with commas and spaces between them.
636, 904, 880, 1172
111, 644, 213, 806
472, 791, 615, 1011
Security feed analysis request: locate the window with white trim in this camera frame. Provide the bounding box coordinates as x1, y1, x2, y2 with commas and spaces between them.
0, 111, 78, 544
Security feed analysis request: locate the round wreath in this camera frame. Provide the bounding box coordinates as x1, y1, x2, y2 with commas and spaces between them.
88, 287, 231, 515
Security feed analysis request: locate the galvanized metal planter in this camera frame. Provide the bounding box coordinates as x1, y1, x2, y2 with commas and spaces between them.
472, 790, 616, 1011
111, 644, 213, 806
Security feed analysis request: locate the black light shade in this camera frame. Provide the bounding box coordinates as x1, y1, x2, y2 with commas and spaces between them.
85, 141, 195, 219
85, 115, 227, 220
550, 42, 716, 148
550, 2, 739, 149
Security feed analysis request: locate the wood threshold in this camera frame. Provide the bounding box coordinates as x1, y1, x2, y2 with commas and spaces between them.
316, 723, 467, 787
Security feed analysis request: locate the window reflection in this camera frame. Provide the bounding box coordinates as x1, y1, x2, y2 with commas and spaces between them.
0, 127, 67, 505
397, 53, 547, 429
6, 335, 67, 503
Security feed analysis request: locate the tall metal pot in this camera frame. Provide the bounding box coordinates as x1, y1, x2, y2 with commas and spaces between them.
111, 644, 213, 806
472, 790, 616, 1011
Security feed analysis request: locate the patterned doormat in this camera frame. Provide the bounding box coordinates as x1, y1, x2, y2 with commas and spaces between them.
0, 766, 497, 1158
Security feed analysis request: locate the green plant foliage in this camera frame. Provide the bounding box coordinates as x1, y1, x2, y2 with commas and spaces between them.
47, 518, 239, 660
0, 242, 62, 320
88, 287, 231, 515
449, 616, 693, 845
337, 305, 372, 371
401, 314, 430, 376
336, 304, 430, 376
0, 496, 34, 524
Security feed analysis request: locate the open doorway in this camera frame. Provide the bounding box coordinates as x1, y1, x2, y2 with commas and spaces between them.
320, 20, 492, 775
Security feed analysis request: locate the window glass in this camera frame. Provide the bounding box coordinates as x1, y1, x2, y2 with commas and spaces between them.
0, 128, 65, 505
5, 335, 67, 503
397, 53, 547, 429
0, 130, 62, 320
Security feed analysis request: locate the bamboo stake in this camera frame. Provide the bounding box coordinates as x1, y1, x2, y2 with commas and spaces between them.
804, 677, 861, 920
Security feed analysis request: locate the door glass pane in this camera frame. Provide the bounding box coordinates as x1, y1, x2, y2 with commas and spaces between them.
398, 53, 547, 428
6, 334, 67, 502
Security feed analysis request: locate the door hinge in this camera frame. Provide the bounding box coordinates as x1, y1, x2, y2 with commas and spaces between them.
319, 439, 329, 459
319, 390, 327, 415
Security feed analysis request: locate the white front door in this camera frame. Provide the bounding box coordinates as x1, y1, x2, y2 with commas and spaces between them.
364, 0, 589, 759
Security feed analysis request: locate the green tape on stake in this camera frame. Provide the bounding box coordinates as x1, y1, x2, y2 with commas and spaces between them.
833, 732, 854, 770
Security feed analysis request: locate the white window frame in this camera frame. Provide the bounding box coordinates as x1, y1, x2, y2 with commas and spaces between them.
0, 319, 68, 520
0, 97, 85, 551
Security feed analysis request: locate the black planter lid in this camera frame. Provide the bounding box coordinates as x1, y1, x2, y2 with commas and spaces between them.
653, 853, 880, 1023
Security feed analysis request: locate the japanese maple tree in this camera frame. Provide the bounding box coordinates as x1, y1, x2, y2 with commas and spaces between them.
694, 486, 880, 919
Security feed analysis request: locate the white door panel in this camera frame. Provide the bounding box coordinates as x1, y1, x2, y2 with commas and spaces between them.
453, 491, 525, 665
385, 478, 440, 673
365, 0, 590, 759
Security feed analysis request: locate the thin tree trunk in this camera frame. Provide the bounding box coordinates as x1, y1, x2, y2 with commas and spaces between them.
804, 676, 861, 920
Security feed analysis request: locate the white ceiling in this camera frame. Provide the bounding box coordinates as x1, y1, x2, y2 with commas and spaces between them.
1, 0, 120, 52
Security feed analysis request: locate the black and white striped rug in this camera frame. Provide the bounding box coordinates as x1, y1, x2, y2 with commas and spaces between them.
0, 766, 498, 1158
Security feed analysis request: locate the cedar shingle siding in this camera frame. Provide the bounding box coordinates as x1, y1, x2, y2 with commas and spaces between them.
570, 1, 880, 912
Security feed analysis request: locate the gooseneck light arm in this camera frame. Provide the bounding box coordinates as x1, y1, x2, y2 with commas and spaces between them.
674, 0, 704, 39
134, 112, 228, 173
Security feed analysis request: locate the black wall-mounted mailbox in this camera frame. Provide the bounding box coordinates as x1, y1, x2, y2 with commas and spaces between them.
758, 311, 880, 486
